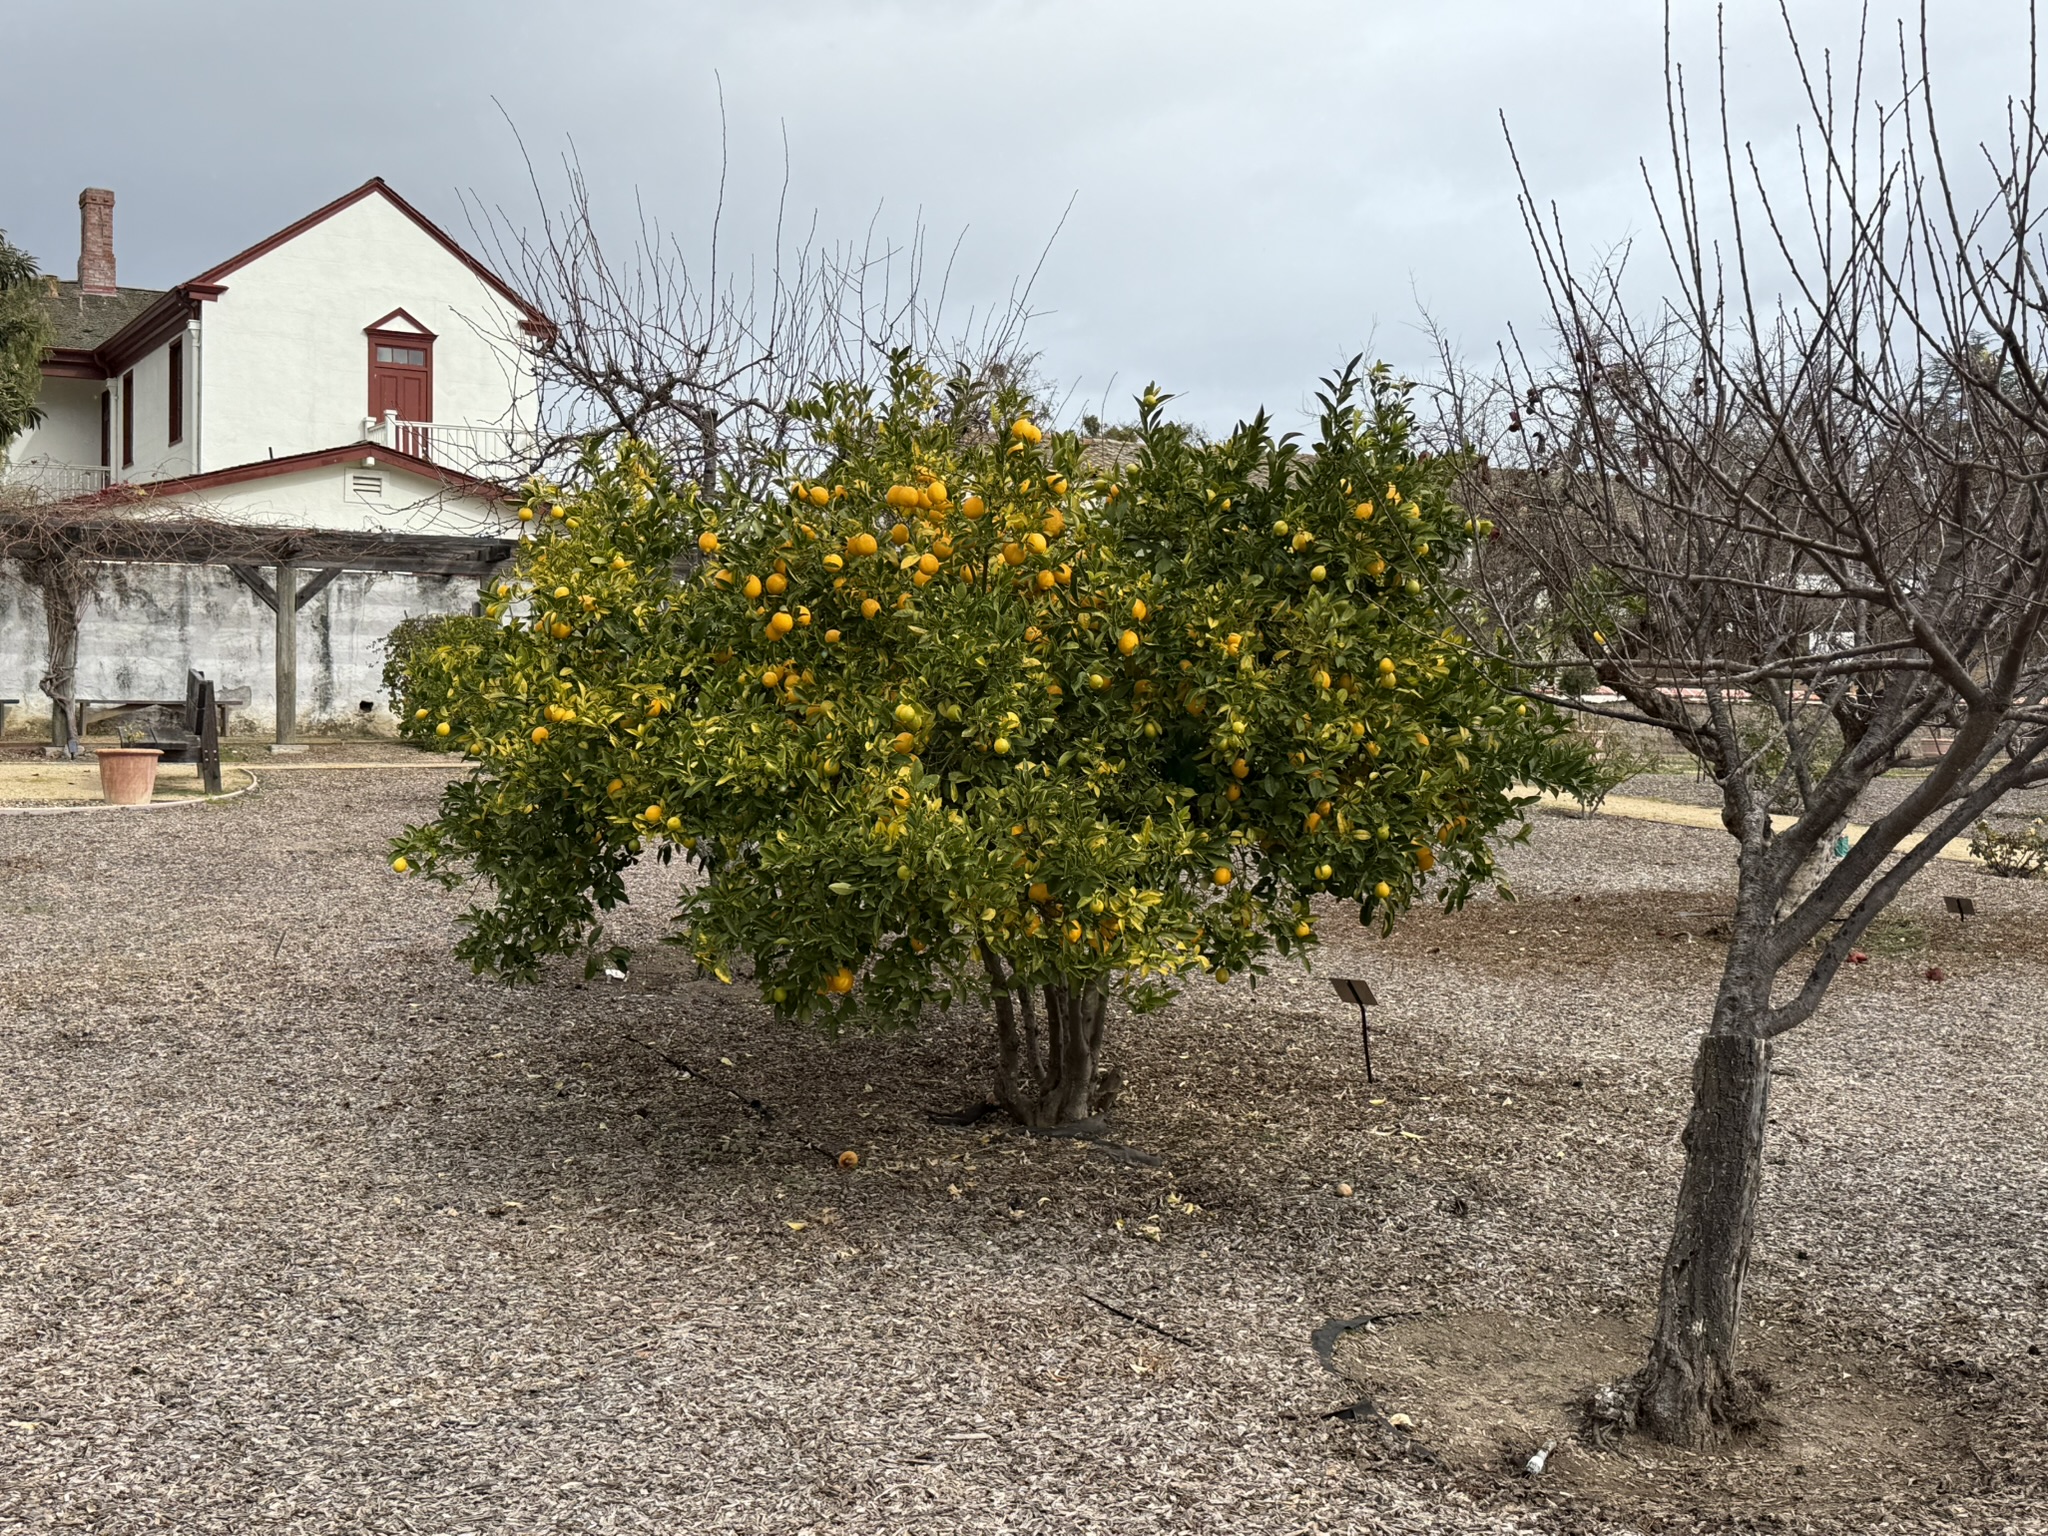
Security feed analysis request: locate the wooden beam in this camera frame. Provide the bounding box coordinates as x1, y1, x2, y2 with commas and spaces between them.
275, 559, 297, 746
228, 563, 278, 613
294, 567, 343, 611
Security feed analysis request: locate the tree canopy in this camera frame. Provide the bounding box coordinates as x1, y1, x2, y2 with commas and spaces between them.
0, 232, 52, 453
394, 357, 1594, 1120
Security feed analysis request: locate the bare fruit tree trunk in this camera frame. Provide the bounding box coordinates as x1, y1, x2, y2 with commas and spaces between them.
1638, 1030, 1772, 1445
24, 552, 91, 748
981, 944, 1115, 1128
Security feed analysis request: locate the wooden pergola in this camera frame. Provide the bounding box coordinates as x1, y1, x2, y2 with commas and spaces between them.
1, 511, 517, 745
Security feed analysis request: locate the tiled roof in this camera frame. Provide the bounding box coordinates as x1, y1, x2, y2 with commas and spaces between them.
39, 279, 167, 352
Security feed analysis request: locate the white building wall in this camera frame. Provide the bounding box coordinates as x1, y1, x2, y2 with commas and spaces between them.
3, 376, 105, 487
0, 561, 480, 738
115, 332, 197, 483
199, 194, 535, 471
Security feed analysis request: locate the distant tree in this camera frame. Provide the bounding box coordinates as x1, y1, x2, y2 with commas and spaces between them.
0, 231, 52, 452
392, 355, 1595, 1125
1454, 11, 2048, 1447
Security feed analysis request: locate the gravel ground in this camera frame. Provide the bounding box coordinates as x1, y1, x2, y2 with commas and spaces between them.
1, 768, 2044, 1535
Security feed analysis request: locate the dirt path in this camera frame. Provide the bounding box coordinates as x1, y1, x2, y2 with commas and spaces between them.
0, 774, 2041, 1533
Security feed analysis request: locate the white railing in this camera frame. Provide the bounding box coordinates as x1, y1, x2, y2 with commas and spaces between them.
0, 460, 111, 499
362, 412, 534, 481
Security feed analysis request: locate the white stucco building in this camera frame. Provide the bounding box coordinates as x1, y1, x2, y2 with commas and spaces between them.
1, 180, 542, 739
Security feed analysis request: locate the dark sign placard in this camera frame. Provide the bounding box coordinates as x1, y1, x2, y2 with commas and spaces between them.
1331, 978, 1378, 1008
1944, 895, 1977, 919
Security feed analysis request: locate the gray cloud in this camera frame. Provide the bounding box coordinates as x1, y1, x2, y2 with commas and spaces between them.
2, 0, 2030, 430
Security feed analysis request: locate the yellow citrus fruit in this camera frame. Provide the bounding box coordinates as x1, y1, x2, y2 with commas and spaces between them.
892, 732, 916, 754
1295, 921, 1312, 938
850, 532, 879, 557
961, 495, 986, 518
861, 598, 882, 620
762, 669, 783, 689
1374, 880, 1392, 899
1415, 847, 1436, 871
518, 507, 536, 522
1002, 543, 1025, 566
644, 805, 664, 823
1029, 882, 1051, 903
435, 722, 451, 737
698, 530, 720, 554
766, 573, 788, 595
1131, 599, 1148, 621
1354, 501, 1374, 520
1118, 629, 1140, 656
530, 726, 549, 744
768, 611, 795, 637
827, 968, 855, 995
809, 485, 830, 506
1315, 863, 1333, 880
1225, 784, 1241, 801
1231, 759, 1249, 779
1010, 417, 1041, 443
607, 778, 624, 794
837, 1149, 860, 1169
825, 628, 842, 643
1310, 565, 1327, 582
550, 622, 572, 639
414, 707, 429, 719
391, 856, 410, 873
1212, 867, 1232, 886
992, 737, 1011, 755
1026, 532, 1048, 556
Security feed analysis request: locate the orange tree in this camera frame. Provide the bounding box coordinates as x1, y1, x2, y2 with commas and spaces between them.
393, 356, 1595, 1125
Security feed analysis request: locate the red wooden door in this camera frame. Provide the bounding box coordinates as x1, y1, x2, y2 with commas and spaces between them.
367, 338, 432, 421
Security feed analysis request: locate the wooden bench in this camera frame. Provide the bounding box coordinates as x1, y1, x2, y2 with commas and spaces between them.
83, 672, 247, 794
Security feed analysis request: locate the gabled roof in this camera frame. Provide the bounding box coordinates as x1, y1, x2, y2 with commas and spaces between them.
39, 177, 545, 379
189, 177, 545, 327
52, 441, 516, 509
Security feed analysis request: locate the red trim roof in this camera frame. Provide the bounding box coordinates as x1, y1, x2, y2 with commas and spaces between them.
191, 177, 545, 326
58, 442, 516, 508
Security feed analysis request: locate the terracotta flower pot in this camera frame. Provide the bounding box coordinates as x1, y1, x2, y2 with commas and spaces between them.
96, 748, 163, 806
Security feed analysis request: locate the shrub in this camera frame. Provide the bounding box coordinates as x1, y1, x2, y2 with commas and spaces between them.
1969, 818, 2047, 879
393, 356, 1597, 1123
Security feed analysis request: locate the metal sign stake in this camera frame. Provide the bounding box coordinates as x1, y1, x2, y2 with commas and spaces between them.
1332, 978, 1379, 1084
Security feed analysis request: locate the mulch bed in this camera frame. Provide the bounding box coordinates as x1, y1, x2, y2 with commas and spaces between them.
0, 771, 2042, 1534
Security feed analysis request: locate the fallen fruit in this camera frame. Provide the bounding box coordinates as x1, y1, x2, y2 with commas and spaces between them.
837, 1150, 860, 1170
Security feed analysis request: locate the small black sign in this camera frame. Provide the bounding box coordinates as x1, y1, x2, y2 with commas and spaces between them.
1331, 978, 1378, 1008
1944, 895, 1977, 920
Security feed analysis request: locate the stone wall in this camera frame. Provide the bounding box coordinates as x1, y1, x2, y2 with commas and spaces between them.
0, 562, 478, 739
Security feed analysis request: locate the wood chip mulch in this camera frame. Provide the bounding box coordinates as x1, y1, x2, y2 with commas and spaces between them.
1, 771, 2042, 1534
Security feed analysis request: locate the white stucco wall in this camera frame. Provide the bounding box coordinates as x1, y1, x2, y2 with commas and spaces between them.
113, 330, 197, 483
199, 192, 536, 473
133, 458, 518, 538
3, 376, 105, 487
0, 560, 480, 738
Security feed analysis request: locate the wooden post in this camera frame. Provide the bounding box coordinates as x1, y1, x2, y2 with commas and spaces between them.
274, 559, 297, 745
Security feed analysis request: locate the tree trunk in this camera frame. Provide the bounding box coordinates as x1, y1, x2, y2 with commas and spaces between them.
1637, 1031, 1773, 1446
982, 948, 1114, 1127
28, 555, 88, 750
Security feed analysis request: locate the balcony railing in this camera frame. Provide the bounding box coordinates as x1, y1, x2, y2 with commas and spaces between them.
0, 460, 111, 500
362, 412, 534, 481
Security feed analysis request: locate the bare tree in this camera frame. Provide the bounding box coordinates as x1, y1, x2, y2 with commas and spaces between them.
463, 114, 1059, 498
1445, 5, 2048, 1446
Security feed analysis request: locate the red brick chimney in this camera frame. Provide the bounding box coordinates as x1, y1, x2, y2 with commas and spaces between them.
78, 188, 117, 295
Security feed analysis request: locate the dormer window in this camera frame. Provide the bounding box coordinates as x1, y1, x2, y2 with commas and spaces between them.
364, 309, 436, 424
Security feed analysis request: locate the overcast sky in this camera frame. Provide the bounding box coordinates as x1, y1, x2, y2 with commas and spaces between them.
2, 1, 2032, 431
